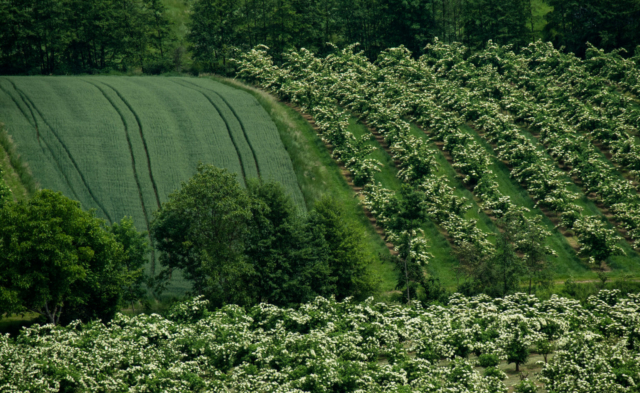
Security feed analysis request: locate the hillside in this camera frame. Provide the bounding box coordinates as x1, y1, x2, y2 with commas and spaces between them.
0, 77, 306, 293
235, 42, 640, 286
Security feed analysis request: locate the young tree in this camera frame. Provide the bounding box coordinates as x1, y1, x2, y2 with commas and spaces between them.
504, 321, 533, 372
506, 213, 555, 294
309, 196, 379, 300
454, 240, 495, 295
492, 219, 526, 297
573, 215, 625, 267
0, 190, 128, 325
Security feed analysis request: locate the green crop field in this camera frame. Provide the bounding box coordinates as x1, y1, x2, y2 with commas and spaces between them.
0, 76, 305, 294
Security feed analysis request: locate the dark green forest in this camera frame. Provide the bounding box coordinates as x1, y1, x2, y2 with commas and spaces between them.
1, 0, 640, 75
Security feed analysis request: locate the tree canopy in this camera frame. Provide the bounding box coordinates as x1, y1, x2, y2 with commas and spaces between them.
0, 190, 133, 324
0, 0, 175, 74
151, 164, 378, 308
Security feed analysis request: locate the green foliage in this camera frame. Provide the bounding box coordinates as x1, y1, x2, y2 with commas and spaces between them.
152, 165, 377, 307
478, 353, 500, 368
544, 0, 640, 57
535, 338, 554, 363
308, 196, 379, 300
504, 321, 532, 372
110, 216, 150, 311
187, 0, 240, 73
152, 164, 255, 306
0, 168, 10, 208
0, 190, 127, 325
244, 179, 334, 306
0, 0, 177, 74
483, 366, 507, 380
514, 379, 538, 393
462, 0, 533, 50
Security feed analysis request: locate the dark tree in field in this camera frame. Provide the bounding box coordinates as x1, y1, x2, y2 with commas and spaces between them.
309, 196, 379, 300
0, 190, 129, 325
151, 164, 255, 307
244, 180, 334, 306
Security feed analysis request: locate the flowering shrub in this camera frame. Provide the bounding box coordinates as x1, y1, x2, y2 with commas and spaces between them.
2, 292, 640, 391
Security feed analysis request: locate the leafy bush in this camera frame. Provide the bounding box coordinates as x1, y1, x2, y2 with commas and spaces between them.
478, 353, 500, 367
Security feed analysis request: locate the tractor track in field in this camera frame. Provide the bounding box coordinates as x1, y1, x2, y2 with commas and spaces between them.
82, 79, 157, 268
2, 80, 95, 209
179, 79, 262, 179
98, 81, 162, 211
7, 80, 113, 222
0, 84, 41, 143
170, 80, 250, 181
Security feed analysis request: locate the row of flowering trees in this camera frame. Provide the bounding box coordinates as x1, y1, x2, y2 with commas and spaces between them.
394, 41, 628, 265
236, 46, 490, 264
585, 44, 640, 99
405, 41, 639, 260
238, 43, 632, 268
2, 291, 639, 392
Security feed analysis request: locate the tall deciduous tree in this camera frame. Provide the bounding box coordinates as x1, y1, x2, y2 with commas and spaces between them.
151, 164, 255, 307
0, 190, 128, 325
244, 180, 334, 306
187, 0, 241, 72
309, 196, 379, 300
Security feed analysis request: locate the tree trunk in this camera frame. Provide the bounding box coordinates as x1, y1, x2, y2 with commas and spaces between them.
529, 0, 535, 38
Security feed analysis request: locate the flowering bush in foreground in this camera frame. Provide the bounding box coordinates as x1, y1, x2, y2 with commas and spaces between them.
2, 291, 640, 392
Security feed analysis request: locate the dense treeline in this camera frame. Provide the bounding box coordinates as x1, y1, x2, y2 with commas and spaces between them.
188, 0, 538, 67
545, 0, 640, 57
0, 0, 174, 74
189, 0, 640, 72
2, 0, 640, 74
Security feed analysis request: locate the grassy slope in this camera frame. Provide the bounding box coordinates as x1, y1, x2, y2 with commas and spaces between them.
456, 124, 592, 279
347, 118, 499, 286
0, 125, 33, 202
210, 76, 398, 292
